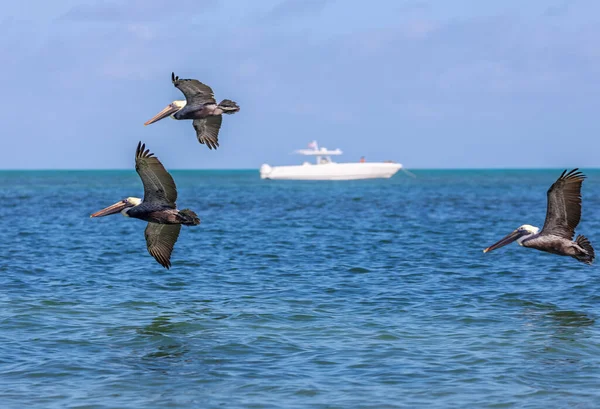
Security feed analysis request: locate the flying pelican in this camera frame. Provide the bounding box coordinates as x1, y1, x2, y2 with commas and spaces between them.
144, 72, 240, 150
90, 142, 200, 269
484, 169, 595, 265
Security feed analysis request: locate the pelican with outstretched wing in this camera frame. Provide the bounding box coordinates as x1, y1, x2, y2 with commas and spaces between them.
90, 142, 200, 269
484, 169, 594, 265
144, 72, 240, 150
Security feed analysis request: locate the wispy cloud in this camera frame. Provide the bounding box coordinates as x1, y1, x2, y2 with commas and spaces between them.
60, 0, 217, 22
266, 0, 330, 20
397, 0, 429, 13
544, 1, 571, 17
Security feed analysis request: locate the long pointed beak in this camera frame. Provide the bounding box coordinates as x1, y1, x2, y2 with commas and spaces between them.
144, 103, 180, 126
483, 230, 524, 253
90, 200, 129, 218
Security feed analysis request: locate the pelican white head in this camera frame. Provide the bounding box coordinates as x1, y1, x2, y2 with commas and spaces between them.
144, 100, 186, 125
122, 197, 142, 216
516, 224, 540, 244
484, 224, 540, 253
90, 197, 142, 218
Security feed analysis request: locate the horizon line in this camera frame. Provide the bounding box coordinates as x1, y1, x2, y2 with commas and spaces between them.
0, 167, 596, 172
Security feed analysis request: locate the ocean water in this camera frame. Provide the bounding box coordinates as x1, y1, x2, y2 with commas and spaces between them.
1, 169, 600, 409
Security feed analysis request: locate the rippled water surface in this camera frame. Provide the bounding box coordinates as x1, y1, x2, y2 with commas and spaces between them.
1, 169, 600, 408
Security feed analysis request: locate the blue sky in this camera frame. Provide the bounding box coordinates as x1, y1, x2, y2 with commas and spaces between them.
2, 0, 600, 169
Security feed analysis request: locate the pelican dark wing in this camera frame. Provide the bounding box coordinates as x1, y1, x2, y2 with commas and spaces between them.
135, 142, 177, 207
144, 223, 181, 269
193, 116, 222, 150
172, 72, 216, 107
540, 169, 586, 239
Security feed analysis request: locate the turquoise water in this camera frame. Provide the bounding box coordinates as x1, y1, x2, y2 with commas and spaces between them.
1, 169, 600, 408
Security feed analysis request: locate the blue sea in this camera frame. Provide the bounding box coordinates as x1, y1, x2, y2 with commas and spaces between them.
1, 169, 600, 408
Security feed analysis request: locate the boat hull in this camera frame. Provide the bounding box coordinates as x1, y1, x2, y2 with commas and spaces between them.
260, 162, 402, 180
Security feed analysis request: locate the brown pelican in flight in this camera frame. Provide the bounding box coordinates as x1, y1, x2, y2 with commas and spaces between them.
90, 142, 200, 269
144, 72, 240, 150
484, 169, 594, 265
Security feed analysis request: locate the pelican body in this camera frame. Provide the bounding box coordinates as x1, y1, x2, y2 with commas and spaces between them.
91, 142, 200, 269
484, 169, 594, 265
144, 72, 240, 150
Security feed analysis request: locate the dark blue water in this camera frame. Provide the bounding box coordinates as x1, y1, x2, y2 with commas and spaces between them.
1, 170, 600, 408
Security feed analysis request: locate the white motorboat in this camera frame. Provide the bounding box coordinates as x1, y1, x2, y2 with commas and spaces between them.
259, 141, 402, 181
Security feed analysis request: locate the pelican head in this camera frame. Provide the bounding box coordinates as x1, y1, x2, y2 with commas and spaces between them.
144, 100, 186, 126
90, 197, 142, 218
483, 224, 540, 253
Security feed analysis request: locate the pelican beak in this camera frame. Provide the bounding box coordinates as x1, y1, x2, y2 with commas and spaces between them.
144, 103, 180, 126
483, 230, 525, 253
90, 200, 129, 218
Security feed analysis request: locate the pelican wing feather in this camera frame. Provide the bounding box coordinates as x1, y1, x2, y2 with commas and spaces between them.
540, 168, 586, 240
172, 72, 216, 108
135, 142, 177, 207
144, 223, 181, 269
193, 116, 222, 150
